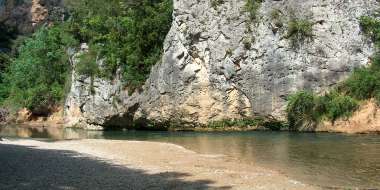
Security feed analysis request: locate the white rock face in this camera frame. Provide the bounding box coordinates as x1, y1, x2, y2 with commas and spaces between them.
65, 0, 379, 128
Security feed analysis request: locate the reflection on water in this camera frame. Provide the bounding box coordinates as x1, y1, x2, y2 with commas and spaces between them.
0, 125, 103, 140
1, 125, 379, 189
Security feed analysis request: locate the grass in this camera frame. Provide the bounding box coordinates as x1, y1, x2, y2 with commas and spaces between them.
286, 18, 313, 48
245, 0, 262, 22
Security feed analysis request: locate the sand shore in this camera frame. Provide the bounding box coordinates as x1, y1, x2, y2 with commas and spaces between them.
0, 139, 319, 190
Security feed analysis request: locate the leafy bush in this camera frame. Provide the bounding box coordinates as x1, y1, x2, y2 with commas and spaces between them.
286, 91, 319, 131
286, 18, 313, 48
286, 90, 359, 130
359, 16, 380, 44
0, 26, 77, 114
341, 68, 380, 100
325, 92, 358, 122
75, 49, 99, 77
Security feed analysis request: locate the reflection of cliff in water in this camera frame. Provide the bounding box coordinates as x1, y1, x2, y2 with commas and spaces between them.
0, 126, 104, 140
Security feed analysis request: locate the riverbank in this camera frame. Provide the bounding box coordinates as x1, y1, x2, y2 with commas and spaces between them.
4, 101, 380, 134
316, 100, 380, 134
0, 138, 318, 190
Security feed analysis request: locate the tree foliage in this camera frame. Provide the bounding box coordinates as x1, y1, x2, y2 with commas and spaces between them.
65, 0, 173, 88
1, 26, 77, 114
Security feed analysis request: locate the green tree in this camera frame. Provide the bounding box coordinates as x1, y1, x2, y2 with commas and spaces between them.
1, 26, 77, 114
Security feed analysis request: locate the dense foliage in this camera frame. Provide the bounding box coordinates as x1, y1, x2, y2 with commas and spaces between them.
0, 22, 17, 53
287, 91, 358, 131
0, 26, 77, 114
0, 0, 173, 114
286, 16, 380, 131
65, 0, 173, 88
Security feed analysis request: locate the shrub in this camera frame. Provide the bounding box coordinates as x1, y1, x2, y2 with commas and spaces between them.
359, 16, 380, 43
75, 50, 99, 77
286, 91, 319, 131
286, 90, 359, 130
325, 93, 358, 122
270, 9, 281, 20
245, 0, 262, 21
286, 18, 313, 48
242, 37, 253, 49
270, 9, 283, 28
341, 68, 380, 100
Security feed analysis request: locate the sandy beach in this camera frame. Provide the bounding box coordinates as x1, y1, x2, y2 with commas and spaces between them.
0, 139, 319, 190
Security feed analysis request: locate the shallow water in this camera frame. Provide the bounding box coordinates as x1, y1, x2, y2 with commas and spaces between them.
1, 126, 379, 189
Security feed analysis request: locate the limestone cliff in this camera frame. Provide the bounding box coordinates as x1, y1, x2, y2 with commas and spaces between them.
64, 0, 379, 129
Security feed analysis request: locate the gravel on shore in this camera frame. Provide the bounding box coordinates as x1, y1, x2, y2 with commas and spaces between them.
0, 139, 319, 190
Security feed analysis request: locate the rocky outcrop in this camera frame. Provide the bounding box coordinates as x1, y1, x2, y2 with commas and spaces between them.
65, 0, 379, 129
0, 0, 63, 34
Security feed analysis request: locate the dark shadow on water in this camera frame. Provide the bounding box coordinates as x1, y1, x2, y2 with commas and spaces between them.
0, 144, 231, 190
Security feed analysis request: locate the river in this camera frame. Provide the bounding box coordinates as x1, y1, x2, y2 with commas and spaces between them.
0, 125, 379, 189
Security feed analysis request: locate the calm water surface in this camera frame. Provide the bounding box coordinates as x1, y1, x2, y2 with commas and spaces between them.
1, 126, 379, 189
